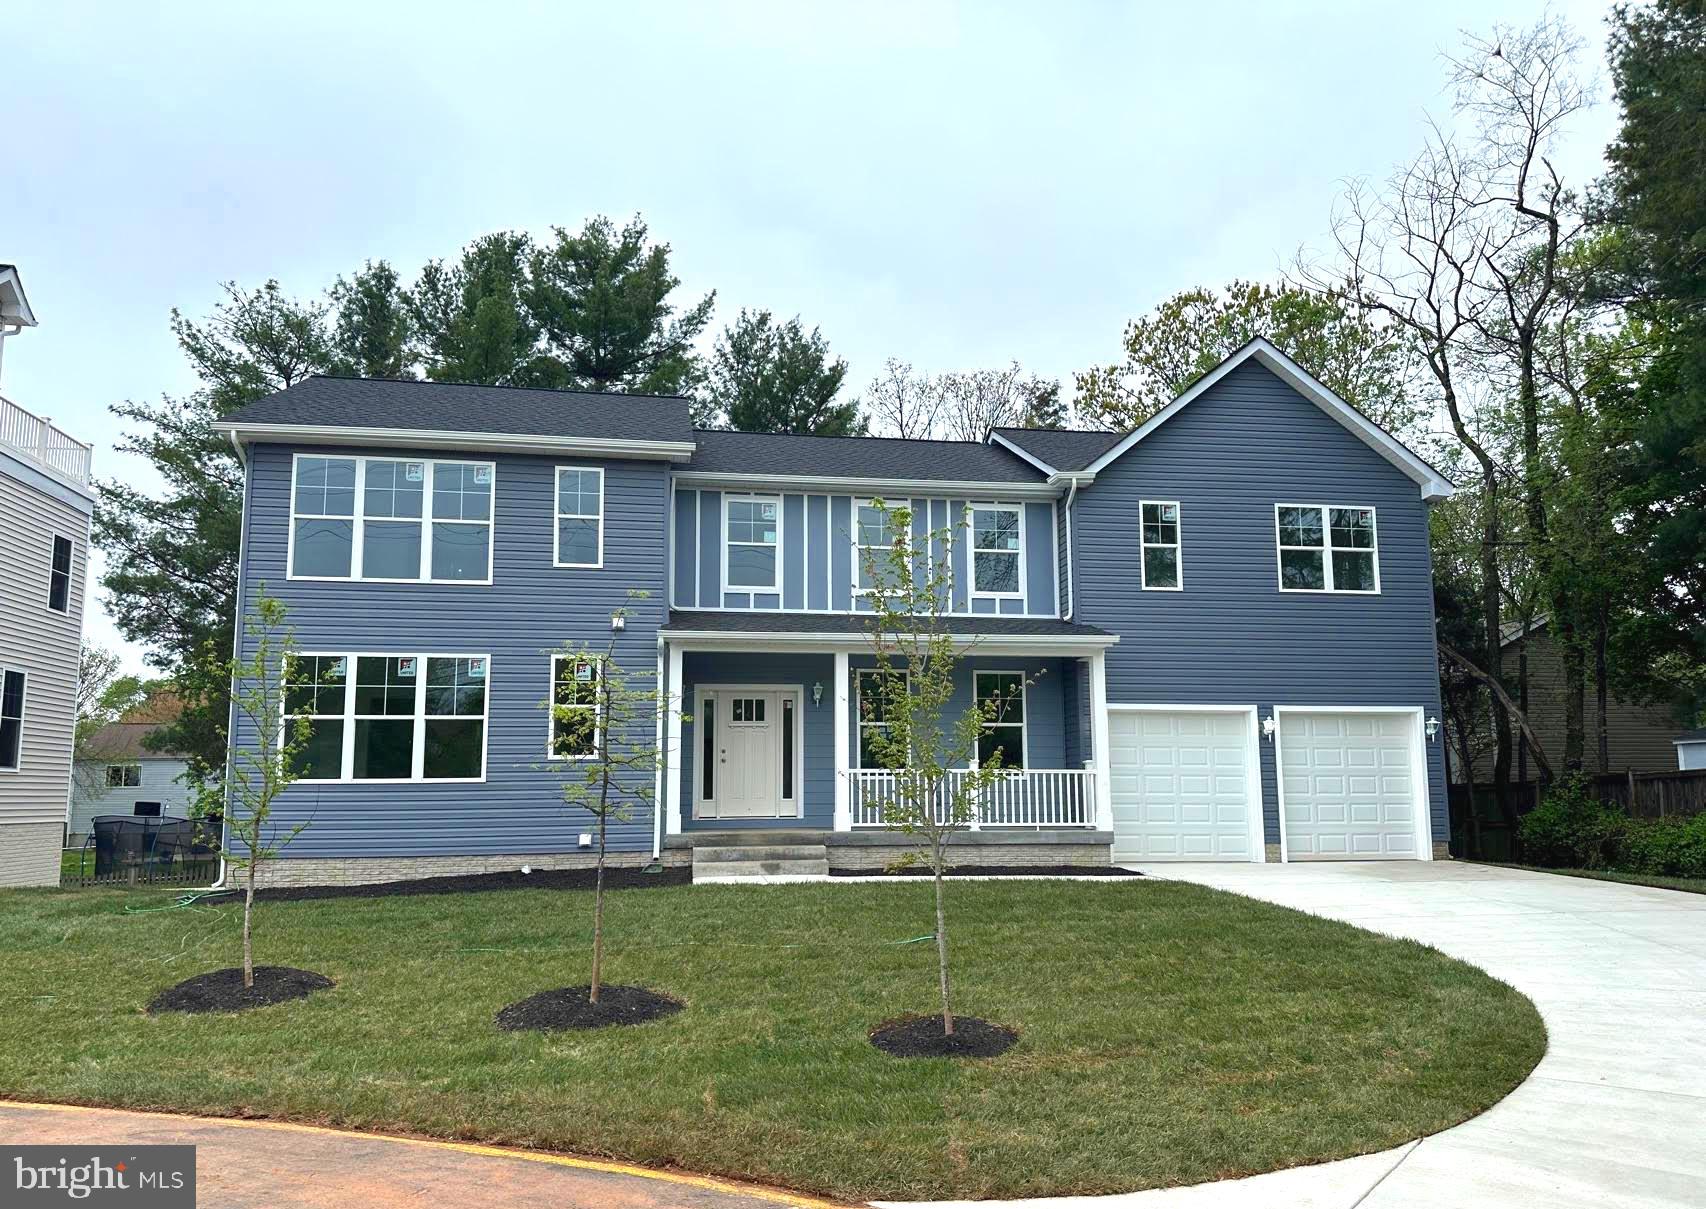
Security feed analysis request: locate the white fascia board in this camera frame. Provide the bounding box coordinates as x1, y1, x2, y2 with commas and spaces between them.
658, 629, 1118, 654
671, 470, 1061, 500
1079, 337, 1455, 502
986, 430, 1059, 476
214, 421, 696, 462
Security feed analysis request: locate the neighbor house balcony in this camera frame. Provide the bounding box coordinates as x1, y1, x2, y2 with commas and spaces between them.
1, 395, 93, 485
848, 767, 1098, 830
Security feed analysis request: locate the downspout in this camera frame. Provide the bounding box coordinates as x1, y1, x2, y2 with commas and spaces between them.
207, 430, 250, 891
0, 322, 21, 386
1062, 475, 1079, 621
653, 637, 665, 860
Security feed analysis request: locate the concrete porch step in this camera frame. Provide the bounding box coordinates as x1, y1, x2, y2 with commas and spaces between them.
692, 843, 830, 884
694, 844, 827, 864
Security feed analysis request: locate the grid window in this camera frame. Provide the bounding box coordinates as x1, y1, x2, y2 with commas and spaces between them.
974, 672, 1026, 769
1140, 501, 1182, 590
550, 656, 601, 759
285, 652, 488, 782
856, 669, 908, 768
289, 455, 492, 583
1277, 504, 1379, 593
555, 466, 604, 567
855, 502, 902, 593
105, 764, 142, 789
726, 496, 780, 589
970, 506, 1022, 596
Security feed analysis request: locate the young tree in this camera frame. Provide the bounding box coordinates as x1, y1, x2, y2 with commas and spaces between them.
710, 309, 863, 435
856, 501, 1028, 1037
545, 592, 672, 1004
211, 592, 310, 990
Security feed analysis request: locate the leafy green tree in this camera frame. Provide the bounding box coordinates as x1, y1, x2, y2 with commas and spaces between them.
1075, 280, 1420, 432
96, 281, 335, 780
408, 232, 538, 386
857, 500, 1029, 1037
525, 215, 714, 398
329, 259, 414, 378
710, 309, 862, 435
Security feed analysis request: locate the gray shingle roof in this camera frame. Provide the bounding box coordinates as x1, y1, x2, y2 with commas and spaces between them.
1677, 728, 1706, 743
664, 610, 1110, 639
686, 429, 1044, 483
224, 376, 696, 444
992, 427, 1127, 472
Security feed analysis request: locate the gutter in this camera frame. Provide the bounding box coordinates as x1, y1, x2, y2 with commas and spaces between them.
212, 420, 695, 463
207, 434, 252, 892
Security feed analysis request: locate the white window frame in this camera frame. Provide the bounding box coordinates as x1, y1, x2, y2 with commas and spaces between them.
285, 651, 490, 784
548, 654, 603, 761
1273, 503, 1381, 595
855, 668, 910, 769
973, 670, 1028, 769
1139, 500, 1184, 591
286, 453, 496, 586
721, 492, 782, 594
967, 503, 1025, 602
105, 764, 142, 789
553, 464, 605, 569
0, 666, 25, 773
47, 532, 73, 614
852, 498, 903, 598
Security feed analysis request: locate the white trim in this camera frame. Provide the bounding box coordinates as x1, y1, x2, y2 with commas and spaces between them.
553, 464, 605, 569
967, 501, 1026, 602
973, 670, 1027, 769
1138, 500, 1183, 591
1104, 703, 1265, 863
1271, 705, 1433, 863
1078, 338, 1454, 501
693, 489, 702, 607
985, 429, 1061, 476
218, 421, 695, 462
0, 665, 26, 773
1273, 503, 1381, 595
691, 683, 804, 821
662, 630, 1119, 655
674, 469, 1061, 500
286, 651, 491, 784
286, 453, 496, 586
653, 643, 666, 858
1088, 653, 1112, 831
720, 491, 782, 596
665, 644, 684, 835
546, 653, 603, 760
832, 651, 851, 830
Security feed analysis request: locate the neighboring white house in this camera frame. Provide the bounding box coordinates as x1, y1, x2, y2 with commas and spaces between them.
69, 720, 195, 845
0, 264, 96, 886
1677, 729, 1706, 772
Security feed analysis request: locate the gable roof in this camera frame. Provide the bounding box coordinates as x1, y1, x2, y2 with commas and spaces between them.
683, 429, 1046, 488
988, 427, 1125, 474
75, 722, 190, 763
1074, 338, 1454, 500
215, 376, 697, 459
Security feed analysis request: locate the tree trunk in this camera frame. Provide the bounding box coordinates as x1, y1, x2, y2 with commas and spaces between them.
1560, 615, 1586, 773
1446, 696, 1481, 860
1481, 476, 1514, 823
242, 859, 256, 990
1516, 633, 1530, 785
1594, 601, 1611, 774
591, 813, 606, 1004
932, 837, 954, 1037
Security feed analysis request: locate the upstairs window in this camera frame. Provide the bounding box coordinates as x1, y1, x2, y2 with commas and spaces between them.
550, 655, 601, 759
1140, 501, 1182, 590
47, 535, 72, 613
1276, 504, 1380, 593
974, 671, 1026, 769
286, 652, 488, 782
555, 466, 604, 568
725, 495, 779, 590
290, 455, 493, 584
970, 505, 1022, 598
0, 668, 25, 771
105, 764, 142, 788
855, 501, 902, 594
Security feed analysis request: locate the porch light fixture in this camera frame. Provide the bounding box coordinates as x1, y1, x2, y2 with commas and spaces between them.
1425, 715, 1440, 741
812, 681, 824, 707
1260, 714, 1277, 741
610, 612, 625, 633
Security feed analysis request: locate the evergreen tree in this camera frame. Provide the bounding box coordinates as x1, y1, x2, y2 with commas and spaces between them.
407, 232, 538, 385
711, 309, 862, 435
329, 259, 413, 378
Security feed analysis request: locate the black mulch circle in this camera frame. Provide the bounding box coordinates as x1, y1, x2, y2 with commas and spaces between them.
147, 966, 334, 1015
870, 1014, 1019, 1059
496, 985, 683, 1032
250, 864, 691, 903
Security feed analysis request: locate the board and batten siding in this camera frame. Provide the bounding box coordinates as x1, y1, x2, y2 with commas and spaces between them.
1072, 360, 1449, 844
231, 443, 670, 858
0, 450, 92, 883
670, 487, 1058, 617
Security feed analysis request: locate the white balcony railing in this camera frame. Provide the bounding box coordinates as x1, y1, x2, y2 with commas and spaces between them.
849, 767, 1097, 830
0, 395, 93, 485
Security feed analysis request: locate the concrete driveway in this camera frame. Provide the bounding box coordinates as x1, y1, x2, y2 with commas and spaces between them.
889, 860, 1706, 1209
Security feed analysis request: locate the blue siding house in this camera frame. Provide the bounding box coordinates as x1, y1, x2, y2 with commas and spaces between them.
216, 338, 1454, 885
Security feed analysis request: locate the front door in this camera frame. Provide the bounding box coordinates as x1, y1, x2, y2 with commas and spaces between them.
715, 691, 783, 818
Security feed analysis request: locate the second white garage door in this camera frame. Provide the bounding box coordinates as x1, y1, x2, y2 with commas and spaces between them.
1278, 710, 1424, 860
1109, 709, 1259, 862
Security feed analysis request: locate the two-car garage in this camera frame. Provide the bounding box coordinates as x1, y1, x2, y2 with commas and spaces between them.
1108, 705, 1431, 863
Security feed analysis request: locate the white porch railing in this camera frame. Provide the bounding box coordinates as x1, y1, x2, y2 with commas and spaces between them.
0, 395, 93, 485
848, 768, 1097, 830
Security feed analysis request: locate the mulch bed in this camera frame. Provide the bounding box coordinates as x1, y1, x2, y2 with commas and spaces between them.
496, 985, 684, 1032
870, 1014, 1019, 1059
246, 865, 692, 903
830, 865, 1141, 878
147, 966, 334, 1015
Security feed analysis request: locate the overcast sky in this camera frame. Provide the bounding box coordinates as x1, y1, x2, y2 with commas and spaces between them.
7, 0, 1620, 672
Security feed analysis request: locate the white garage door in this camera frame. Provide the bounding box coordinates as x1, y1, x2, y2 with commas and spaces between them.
1278, 711, 1423, 859
1109, 709, 1257, 862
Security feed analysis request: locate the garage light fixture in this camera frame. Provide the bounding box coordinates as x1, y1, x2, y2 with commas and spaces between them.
1260, 715, 1277, 741
1425, 715, 1440, 741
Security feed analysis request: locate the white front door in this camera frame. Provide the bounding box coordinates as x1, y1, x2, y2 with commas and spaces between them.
1278, 710, 1424, 859
709, 688, 781, 821
1109, 708, 1260, 862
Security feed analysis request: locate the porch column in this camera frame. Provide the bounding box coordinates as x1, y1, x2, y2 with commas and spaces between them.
1089, 650, 1113, 832
665, 642, 684, 836
832, 650, 851, 831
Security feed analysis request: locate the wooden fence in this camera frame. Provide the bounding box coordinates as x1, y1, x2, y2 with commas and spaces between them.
1449, 769, 1706, 860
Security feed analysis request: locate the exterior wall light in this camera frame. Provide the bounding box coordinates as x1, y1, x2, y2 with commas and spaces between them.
1425, 715, 1440, 741
812, 681, 824, 707
1260, 715, 1277, 741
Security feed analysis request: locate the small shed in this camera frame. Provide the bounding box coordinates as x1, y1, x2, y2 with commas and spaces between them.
1677, 729, 1706, 772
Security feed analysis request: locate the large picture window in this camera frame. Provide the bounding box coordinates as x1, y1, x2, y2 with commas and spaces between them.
855, 668, 909, 768
1276, 504, 1380, 593
970, 505, 1022, 597
974, 671, 1026, 769
725, 495, 780, 590
286, 652, 487, 782
550, 655, 601, 759
289, 455, 494, 584
1140, 501, 1182, 590
0, 668, 25, 772
555, 466, 604, 568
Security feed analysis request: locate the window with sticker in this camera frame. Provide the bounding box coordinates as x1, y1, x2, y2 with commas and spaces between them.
289, 455, 493, 583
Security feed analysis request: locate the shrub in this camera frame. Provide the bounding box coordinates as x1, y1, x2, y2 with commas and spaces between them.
1617, 813, 1706, 879
1517, 777, 1626, 868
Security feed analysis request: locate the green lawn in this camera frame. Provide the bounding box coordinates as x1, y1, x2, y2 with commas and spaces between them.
1488, 863, 1706, 896
0, 879, 1544, 1201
